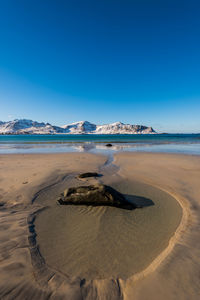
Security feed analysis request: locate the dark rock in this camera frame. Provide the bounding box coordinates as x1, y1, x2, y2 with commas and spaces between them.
106, 143, 112, 147
57, 184, 136, 210
78, 172, 100, 178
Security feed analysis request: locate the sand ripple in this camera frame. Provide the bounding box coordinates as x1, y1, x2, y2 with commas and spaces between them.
35, 178, 182, 280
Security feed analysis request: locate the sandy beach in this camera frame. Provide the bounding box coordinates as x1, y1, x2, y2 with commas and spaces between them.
0, 152, 200, 299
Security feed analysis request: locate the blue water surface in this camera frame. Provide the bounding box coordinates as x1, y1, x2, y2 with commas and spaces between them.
0, 134, 200, 155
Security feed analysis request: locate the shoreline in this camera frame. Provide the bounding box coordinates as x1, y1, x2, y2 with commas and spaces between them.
0, 152, 199, 299
1, 144, 200, 157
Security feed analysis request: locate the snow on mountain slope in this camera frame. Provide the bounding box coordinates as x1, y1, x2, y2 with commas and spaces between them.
95, 122, 154, 134
62, 121, 97, 133
0, 119, 61, 134
61, 121, 155, 134
0, 119, 156, 134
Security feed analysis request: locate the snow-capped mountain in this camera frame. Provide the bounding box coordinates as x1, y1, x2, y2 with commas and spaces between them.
62, 121, 97, 134
0, 119, 156, 134
94, 122, 154, 134
62, 121, 155, 134
0, 119, 62, 134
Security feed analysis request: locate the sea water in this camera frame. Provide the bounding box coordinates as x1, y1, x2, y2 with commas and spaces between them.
0, 134, 200, 155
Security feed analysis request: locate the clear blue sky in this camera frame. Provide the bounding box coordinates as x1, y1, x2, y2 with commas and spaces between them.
0, 0, 200, 133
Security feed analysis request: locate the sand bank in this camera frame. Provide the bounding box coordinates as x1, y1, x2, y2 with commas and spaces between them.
0, 153, 106, 299
0, 152, 200, 299
114, 152, 200, 300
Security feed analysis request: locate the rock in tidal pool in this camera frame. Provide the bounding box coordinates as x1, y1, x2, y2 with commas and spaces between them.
57, 184, 136, 210
78, 172, 100, 178
106, 143, 112, 147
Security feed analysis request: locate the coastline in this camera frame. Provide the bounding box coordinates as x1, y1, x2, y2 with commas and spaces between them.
0, 152, 199, 299
1, 133, 200, 156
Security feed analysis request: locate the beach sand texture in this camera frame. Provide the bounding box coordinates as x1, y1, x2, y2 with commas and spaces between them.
0, 152, 200, 299
35, 177, 181, 281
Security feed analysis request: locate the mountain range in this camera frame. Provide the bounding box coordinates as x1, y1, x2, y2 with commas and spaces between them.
0, 119, 156, 134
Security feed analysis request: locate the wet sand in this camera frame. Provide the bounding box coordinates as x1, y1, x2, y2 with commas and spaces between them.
35, 178, 181, 280
0, 152, 200, 299
115, 152, 200, 300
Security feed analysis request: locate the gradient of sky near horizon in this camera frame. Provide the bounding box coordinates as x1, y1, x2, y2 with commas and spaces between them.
0, 0, 200, 133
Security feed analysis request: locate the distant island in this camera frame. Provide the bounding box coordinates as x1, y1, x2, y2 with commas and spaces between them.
0, 119, 156, 135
